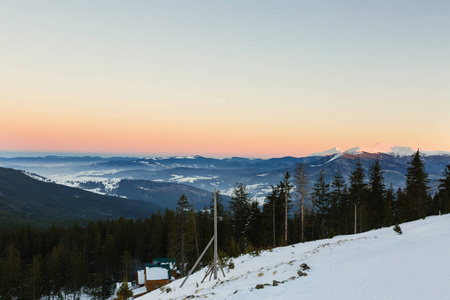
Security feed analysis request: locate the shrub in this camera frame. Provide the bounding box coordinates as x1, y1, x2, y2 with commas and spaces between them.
228, 259, 235, 270
393, 224, 402, 235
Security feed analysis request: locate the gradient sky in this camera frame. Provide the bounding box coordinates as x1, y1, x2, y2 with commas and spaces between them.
1, 1, 449, 158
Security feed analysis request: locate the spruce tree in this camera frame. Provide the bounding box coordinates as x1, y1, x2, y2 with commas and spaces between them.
23, 255, 43, 300
395, 187, 407, 223
349, 158, 368, 232
245, 201, 262, 248
117, 281, 133, 300
261, 185, 282, 247
294, 163, 309, 242
4, 244, 22, 299
383, 185, 395, 227
280, 171, 293, 245
405, 150, 430, 220
437, 165, 450, 214
209, 191, 232, 252
229, 183, 252, 252
173, 194, 194, 276
367, 159, 386, 229
329, 169, 348, 235
312, 169, 330, 238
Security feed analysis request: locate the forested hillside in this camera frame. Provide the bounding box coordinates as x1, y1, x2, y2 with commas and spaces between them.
0, 168, 161, 227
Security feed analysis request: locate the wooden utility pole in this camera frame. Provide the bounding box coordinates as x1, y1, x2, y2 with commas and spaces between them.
192, 200, 200, 258
179, 237, 214, 288
213, 189, 218, 280
354, 204, 357, 234
180, 189, 225, 288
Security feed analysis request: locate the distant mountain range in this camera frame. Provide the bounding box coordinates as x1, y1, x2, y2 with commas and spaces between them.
310, 143, 450, 157
1, 143, 449, 208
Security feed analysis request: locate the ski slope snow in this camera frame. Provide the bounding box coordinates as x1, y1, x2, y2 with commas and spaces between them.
141, 214, 450, 300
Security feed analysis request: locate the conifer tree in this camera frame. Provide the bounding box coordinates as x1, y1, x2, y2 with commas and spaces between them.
425, 194, 438, 216
117, 281, 133, 300
367, 159, 386, 229
329, 169, 349, 235
261, 185, 283, 247
312, 169, 330, 238
209, 191, 232, 252
281, 171, 293, 245
229, 183, 252, 252
349, 158, 368, 232
67, 247, 85, 300
437, 165, 450, 214
23, 255, 43, 300
172, 194, 194, 276
294, 163, 309, 242
395, 187, 407, 223
195, 208, 214, 262
4, 244, 22, 299
245, 201, 262, 249
405, 150, 430, 220
383, 185, 395, 227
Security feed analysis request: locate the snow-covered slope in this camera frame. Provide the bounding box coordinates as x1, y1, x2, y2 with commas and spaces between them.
344, 143, 414, 156
142, 214, 450, 300
309, 147, 343, 157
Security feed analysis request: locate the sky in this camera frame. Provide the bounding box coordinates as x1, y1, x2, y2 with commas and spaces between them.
1, 1, 449, 158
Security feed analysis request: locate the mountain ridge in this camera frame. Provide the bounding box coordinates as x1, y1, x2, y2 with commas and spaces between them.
309, 143, 450, 157
0, 167, 163, 227
1, 146, 449, 206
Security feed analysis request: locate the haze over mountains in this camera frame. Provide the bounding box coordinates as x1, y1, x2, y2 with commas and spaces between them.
1, 144, 449, 209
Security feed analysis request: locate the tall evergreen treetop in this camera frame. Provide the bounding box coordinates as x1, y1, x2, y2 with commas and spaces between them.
229, 183, 252, 251
312, 169, 330, 238
349, 157, 367, 206
405, 150, 430, 220
312, 169, 330, 216
330, 169, 346, 204
437, 165, 450, 214
367, 159, 386, 229
438, 165, 450, 195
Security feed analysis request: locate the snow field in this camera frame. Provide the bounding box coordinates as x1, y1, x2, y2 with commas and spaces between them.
142, 214, 450, 300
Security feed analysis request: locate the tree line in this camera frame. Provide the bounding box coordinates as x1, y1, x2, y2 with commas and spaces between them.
1, 150, 450, 299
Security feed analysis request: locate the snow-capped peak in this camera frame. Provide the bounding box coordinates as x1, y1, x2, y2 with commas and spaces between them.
312, 143, 450, 157
343, 143, 413, 156
344, 143, 395, 155
309, 147, 342, 157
